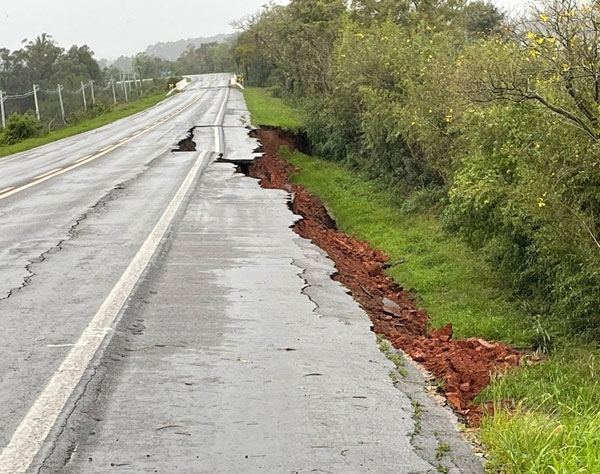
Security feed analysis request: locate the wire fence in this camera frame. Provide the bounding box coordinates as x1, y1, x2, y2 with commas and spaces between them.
0, 76, 157, 130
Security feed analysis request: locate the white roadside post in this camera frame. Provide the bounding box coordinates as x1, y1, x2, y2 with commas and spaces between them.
111, 78, 117, 105
81, 81, 87, 110
57, 85, 66, 124
0, 90, 5, 129
33, 84, 40, 121
90, 80, 95, 105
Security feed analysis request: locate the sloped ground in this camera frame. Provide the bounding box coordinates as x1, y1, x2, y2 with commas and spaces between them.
249, 128, 526, 426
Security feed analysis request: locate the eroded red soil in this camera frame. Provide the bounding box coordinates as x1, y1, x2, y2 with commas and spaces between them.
249, 128, 525, 426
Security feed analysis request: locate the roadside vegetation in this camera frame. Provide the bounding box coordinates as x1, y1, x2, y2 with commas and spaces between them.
238, 0, 600, 467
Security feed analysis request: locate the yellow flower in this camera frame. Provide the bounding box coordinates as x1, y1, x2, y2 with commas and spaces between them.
527, 31, 536, 40
530, 49, 540, 57
562, 63, 570, 72
354, 33, 365, 39
537, 37, 545, 44
537, 197, 546, 208
541, 14, 549, 22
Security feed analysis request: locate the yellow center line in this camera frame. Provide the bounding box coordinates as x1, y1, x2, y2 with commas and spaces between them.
0, 88, 210, 202
0, 186, 16, 196
74, 155, 93, 164
117, 137, 130, 143
34, 168, 63, 180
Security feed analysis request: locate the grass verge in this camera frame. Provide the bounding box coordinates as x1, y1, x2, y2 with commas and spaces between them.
0, 92, 169, 159
243, 87, 600, 474
242, 87, 302, 131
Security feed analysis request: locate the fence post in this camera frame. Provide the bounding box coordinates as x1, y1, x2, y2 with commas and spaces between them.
111, 77, 117, 105
57, 85, 66, 124
81, 81, 87, 110
122, 73, 128, 102
33, 84, 41, 121
0, 90, 5, 129
90, 80, 95, 105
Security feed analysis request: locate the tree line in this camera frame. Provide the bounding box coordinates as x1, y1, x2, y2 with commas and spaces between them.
234, 0, 600, 338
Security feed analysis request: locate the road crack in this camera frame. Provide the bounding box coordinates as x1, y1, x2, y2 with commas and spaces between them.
0, 171, 147, 303
291, 258, 322, 314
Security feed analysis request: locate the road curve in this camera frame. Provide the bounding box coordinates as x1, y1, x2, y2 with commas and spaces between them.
0, 74, 485, 473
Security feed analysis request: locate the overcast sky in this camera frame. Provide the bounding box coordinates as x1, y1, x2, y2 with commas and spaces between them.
1, 0, 524, 60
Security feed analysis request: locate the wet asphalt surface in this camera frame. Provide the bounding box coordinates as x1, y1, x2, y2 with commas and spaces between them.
0, 74, 485, 473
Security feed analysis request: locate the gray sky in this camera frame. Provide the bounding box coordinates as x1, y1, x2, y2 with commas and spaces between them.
1, 0, 524, 60
0, 0, 289, 59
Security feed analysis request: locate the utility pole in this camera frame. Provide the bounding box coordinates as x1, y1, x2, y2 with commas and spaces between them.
57, 84, 66, 124
33, 84, 40, 121
81, 81, 87, 110
0, 90, 5, 129
111, 77, 117, 105
90, 80, 95, 105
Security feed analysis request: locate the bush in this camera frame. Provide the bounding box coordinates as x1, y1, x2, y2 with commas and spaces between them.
1, 113, 43, 145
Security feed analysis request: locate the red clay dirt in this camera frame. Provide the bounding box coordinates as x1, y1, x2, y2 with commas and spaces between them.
249, 128, 525, 426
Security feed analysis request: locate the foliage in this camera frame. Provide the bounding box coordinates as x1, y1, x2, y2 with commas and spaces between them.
238, 2, 600, 471
1, 113, 43, 145
234, 0, 345, 93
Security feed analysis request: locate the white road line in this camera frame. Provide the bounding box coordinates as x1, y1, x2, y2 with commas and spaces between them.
33, 168, 63, 180
0, 150, 212, 474
214, 88, 230, 154
0, 186, 15, 195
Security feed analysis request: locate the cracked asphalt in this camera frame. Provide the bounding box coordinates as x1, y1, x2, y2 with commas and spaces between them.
0, 74, 484, 473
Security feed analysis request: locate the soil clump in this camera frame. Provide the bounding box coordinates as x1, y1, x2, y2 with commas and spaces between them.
249, 128, 526, 426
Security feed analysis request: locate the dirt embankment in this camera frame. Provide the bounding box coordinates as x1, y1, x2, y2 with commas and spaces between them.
248, 128, 525, 426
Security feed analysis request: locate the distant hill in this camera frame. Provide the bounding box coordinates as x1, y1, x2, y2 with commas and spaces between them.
145, 34, 234, 61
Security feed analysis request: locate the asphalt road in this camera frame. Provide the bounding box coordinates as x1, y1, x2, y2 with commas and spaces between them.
0, 74, 484, 473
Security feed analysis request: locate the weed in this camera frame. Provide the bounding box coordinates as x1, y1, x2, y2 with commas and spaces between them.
388, 370, 401, 384
412, 400, 423, 420
436, 443, 451, 459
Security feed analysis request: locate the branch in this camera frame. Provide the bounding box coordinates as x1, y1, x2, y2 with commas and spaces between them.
524, 91, 598, 140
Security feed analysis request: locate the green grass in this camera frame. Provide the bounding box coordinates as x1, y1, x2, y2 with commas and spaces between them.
0, 92, 169, 158
242, 87, 303, 130
243, 86, 600, 474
